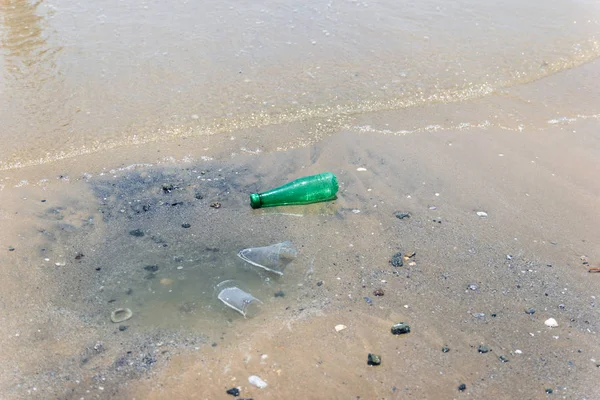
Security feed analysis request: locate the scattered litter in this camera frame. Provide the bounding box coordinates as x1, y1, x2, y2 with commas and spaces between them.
545, 318, 558, 328
249, 172, 338, 209
238, 241, 297, 276
216, 280, 262, 318
335, 324, 347, 332
248, 375, 268, 389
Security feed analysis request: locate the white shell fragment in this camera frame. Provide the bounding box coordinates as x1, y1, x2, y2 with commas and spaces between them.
356, 167, 367, 171
335, 324, 347, 332
476, 211, 488, 217
545, 318, 558, 328
110, 308, 133, 323
248, 375, 268, 389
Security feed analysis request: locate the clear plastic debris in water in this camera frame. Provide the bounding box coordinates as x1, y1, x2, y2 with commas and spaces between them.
215, 280, 262, 318
237, 241, 298, 276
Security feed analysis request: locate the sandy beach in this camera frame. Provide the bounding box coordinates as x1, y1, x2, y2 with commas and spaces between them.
1, 1, 600, 399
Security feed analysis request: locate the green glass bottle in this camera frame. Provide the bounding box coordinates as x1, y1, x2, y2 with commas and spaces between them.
250, 172, 339, 209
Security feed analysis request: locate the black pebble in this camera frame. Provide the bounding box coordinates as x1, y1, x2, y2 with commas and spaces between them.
119, 325, 128, 331
442, 346, 450, 353
458, 383, 466, 391
195, 193, 204, 200
478, 345, 489, 354
499, 355, 509, 363
390, 252, 403, 267
545, 388, 553, 394
274, 290, 285, 298
181, 223, 191, 228
8, 247, 15, 251
226, 387, 240, 396
367, 353, 381, 366
395, 212, 410, 220
129, 229, 145, 237
41, 199, 46, 202
317, 281, 323, 286
126, 288, 133, 295
144, 265, 159, 272
95, 267, 101, 271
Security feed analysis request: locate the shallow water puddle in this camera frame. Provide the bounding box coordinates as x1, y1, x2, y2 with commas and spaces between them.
1, 162, 347, 398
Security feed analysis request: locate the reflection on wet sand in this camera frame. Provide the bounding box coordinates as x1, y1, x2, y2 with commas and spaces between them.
0, 0, 68, 155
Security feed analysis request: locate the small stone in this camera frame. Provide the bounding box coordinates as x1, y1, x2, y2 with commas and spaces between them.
545, 318, 558, 328
476, 211, 488, 217
195, 193, 204, 200
391, 322, 411, 335
316, 281, 323, 286
129, 229, 145, 237
442, 346, 450, 353
478, 345, 489, 354
144, 265, 159, 272
8, 246, 15, 251
525, 308, 536, 315
274, 290, 285, 297
373, 288, 385, 296
467, 283, 479, 291
545, 388, 553, 394
394, 212, 410, 220
364, 296, 373, 305
118, 325, 128, 332
335, 324, 347, 332
248, 375, 267, 389
499, 355, 509, 363
458, 383, 467, 391
226, 387, 240, 396
210, 202, 221, 209
367, 353, 381, 366
181, 223, 191, 228
390, 252, 404, 267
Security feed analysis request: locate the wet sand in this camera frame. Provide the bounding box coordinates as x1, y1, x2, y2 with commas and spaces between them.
2, 82, 600, 398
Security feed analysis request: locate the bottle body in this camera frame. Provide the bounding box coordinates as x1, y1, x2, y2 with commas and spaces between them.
250, 172, 338, 209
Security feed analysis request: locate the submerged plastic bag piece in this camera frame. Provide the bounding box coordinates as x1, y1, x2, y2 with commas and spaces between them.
237, 241, 298, 275
217, 284, 262, 318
